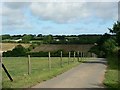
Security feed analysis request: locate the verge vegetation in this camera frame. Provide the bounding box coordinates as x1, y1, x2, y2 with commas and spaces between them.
104, 55, 120, 89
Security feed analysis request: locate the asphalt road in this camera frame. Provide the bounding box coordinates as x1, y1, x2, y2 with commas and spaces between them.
32, 58, 107, 88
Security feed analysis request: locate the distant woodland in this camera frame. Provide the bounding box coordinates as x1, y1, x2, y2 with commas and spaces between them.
0, 34, 115, 44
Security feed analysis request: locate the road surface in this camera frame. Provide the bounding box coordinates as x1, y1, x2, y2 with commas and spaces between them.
32, 58, 107, 88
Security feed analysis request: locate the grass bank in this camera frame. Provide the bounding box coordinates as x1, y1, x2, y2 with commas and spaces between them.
2, 57, 82, 88
103, 55, 120, 89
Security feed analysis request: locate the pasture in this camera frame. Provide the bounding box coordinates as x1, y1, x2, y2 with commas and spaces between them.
2, 57, 84, 88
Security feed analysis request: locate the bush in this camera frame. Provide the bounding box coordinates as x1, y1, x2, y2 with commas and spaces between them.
12, 45, 27, 56
3, 51, 13, 57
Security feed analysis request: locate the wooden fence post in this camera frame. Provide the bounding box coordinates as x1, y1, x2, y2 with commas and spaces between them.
91, 53, 93, 57
81, 51, 82, 61
73, 52, 75, 62
87, 52, 88, 57
28, 55, 31, 75
77, 51, 79, 62
83, 52, 84, 60
68, 52, 70, 64
93, 53, 96, 58
60, 51, 63, 67
48, 52, 51, 71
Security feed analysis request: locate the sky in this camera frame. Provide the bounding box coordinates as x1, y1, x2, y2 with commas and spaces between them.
0, 0, 119, 35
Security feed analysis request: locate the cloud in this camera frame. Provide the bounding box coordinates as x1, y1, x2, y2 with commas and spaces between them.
2, 2, 117, 25
4, 2, 31, 9
1, 0, 119, 2
2, 2, 33, 31
1, 1, 118, 35
30, 2, 87, 23
86, 2, 118, 20
3, 24, 31, 29
2, 3, 25, 25
30, 2, 117, 23
118, 2, 120, 21
42, 26, 54, 30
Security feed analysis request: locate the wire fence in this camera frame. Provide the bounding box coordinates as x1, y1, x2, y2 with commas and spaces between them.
2, 51, 96, 82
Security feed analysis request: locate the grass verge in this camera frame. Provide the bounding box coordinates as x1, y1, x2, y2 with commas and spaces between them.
103, 55, 120, 89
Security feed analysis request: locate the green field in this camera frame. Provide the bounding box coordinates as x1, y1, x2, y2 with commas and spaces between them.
2, 57, 83, 88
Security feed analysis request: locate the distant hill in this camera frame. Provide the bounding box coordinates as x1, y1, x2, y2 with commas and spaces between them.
31, 44, 94, 52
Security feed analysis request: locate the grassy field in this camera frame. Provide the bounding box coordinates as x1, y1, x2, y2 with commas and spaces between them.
31, 44, 94, 52
2, 57, 83, 88
103, 56, 120, 89
1, 43, 31, 51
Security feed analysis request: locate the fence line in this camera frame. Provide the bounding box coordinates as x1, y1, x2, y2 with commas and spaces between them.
81, 52, 82, 61
60, 51, 63, 67
68, 52, 71, 64
27, 51, 93, 73
77, 51, 79, 62
3, 51, 96, 82
28, 55, 31, 75
73, 52, 76, 62
48, 52, 51, 71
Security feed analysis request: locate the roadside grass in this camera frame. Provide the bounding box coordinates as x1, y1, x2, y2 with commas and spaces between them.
103, 55, 120, 89
2, 57, 83, 88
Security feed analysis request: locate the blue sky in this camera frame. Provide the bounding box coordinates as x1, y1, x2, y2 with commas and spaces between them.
1, 1, 118, 35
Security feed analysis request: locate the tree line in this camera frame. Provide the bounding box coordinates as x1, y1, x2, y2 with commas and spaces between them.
1, 34, 108, 44
89, 21, 120, 58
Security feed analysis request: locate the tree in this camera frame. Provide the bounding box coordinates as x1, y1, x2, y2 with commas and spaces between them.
103, 38, 117, 55
97, 33, 111, 45
11, 45, 27, 57
37, 34, 42, 37
108, 21, 120, 46
2, 34, 11, 40
89, 33, 111, 57
22, 34, 33, 43
11, 35, 22, 39
3, 51, 13, 57
43, 35, 53, 44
